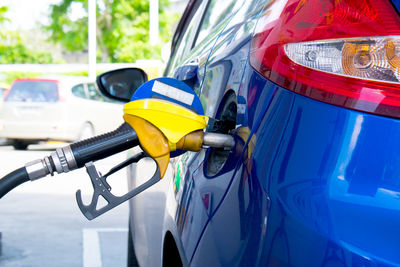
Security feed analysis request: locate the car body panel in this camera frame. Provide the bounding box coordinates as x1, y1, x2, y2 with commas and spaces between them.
128, 154, 171, 267
171, 0, 267, 262
191, 83, 400, 266
128, 0, 400, 266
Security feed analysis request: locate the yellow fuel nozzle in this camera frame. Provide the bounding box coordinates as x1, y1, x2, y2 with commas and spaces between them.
123, 99, 208, 177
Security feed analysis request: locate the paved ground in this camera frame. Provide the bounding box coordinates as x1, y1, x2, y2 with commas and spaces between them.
0, 143, 132, 267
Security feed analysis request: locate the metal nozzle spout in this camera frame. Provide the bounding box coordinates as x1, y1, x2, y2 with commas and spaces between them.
202, 132, 235, 150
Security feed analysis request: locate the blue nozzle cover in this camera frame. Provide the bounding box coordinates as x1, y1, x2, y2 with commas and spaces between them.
130, 77, 204, 115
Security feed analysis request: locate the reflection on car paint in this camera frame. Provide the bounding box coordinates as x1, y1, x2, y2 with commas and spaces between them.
129, 0, 400, 265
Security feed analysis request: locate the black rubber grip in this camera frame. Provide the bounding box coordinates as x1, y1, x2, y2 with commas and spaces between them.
70, 122, 139, 168
0, 167, 29, 198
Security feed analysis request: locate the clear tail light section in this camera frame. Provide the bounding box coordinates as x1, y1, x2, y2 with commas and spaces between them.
285, 37, 400, 84
250, 0, 400, 118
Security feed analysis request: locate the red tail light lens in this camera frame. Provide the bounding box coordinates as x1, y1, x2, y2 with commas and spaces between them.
56, 82, 66, 102
58, 92, 67, 102
3, 89, 10, 100
250, 0, 400, 117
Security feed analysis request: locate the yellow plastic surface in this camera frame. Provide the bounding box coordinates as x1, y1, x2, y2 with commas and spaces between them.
124, 115, 170, 178
123, 99, 208, 144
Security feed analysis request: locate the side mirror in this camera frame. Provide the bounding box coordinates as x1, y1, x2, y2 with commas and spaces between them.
96, 68, 148, 102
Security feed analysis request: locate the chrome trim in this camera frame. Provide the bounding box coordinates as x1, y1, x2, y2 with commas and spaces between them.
25, 159, 50, 181
51, 151, 63, 173
56, 148, 69, 173
63, 146, 77, 170
44, 156, 54, 176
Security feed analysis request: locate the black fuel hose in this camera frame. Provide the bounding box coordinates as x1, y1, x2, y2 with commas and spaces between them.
0, 167, 29, 198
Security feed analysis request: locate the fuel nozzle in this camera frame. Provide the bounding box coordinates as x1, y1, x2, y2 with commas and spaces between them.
122, 96, 237, 178
0, 76, 237, 220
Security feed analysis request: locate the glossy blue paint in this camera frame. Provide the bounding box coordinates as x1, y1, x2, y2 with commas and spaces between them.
262, 90, 400, 266
173, 0, 269, 263
391, 0, 400, 14
173, 64, 198, 82
128, 0, 400, 265
192, 83, 400, 266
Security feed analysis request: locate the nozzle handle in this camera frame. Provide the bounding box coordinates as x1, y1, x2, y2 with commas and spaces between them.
70, 122, 139, 168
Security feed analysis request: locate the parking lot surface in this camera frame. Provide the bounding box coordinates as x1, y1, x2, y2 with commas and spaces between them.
0, 144, 131, 267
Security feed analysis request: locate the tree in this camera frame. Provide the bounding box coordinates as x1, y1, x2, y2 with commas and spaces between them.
45, 0, 179, 63
0, 5, 53, 64
0, 6, 8, 23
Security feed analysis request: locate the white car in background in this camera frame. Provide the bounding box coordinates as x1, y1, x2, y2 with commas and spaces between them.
0, 82, 9, 119
0, 76, 124, 149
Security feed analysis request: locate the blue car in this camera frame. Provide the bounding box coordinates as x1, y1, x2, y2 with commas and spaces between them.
127, 0, 400, 266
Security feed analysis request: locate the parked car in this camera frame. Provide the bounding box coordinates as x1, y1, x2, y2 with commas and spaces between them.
126, 0, 400, 266
0, 76, 123, 149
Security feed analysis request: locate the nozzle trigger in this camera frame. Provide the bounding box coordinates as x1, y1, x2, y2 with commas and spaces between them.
76, 152, 161, 220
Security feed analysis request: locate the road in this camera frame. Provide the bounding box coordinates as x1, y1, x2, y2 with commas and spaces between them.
0, 143, 133, 267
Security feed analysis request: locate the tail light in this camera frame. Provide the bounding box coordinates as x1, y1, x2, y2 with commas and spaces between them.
56, 83, 67, 102
3, 89, 10, 100
250, 0, 400, 118
58, 93, 67, 102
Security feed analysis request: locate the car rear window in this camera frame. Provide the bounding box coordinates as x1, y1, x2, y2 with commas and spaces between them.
6, 81, 59, 102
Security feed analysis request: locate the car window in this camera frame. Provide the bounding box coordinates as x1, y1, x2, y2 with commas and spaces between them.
194, 0, 237, 47
71, 84, 86, 99
166, 0, 209, 75
6, 81, 59, 102
87, 83, 106, 101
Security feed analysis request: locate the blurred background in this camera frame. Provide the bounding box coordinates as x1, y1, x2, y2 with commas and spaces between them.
0, 0, 188, 146
0, 1, 188, 266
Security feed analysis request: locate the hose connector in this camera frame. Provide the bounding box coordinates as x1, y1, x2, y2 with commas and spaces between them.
51, 146, 78, 174
25, 146, 78, 181
25, 158, 52, 181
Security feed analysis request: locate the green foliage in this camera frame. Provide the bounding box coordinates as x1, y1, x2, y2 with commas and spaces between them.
45, 0, 179, 63
60, 70, 90, 77
0, 6, 9, 23
0, 43, 53, 64
0, 4, 54, 64
45, 0, 88, 51
2, 72, 42, 85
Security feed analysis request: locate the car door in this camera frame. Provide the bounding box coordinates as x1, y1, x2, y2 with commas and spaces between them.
85, 83, 124, 135
163, 0, 221, 260
167, 0, 273, 264
128, 1, 213, 266
188, 0, 291, 264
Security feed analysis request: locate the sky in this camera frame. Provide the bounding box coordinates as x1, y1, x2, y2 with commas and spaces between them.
3, 0, 62, 30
